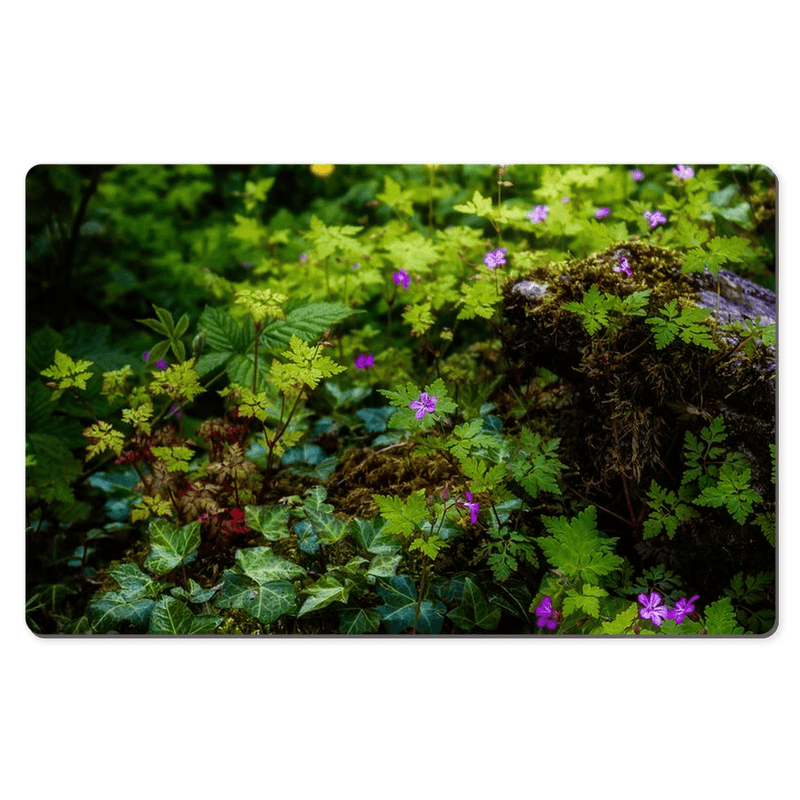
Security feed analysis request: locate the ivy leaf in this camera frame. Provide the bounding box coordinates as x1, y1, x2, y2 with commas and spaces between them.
213, 569, 297, 626
143, 520, 201, 576
352, 518, 402, 555
376, 575, 446, 634
244, 505, 291, 541
148, 596, 222, 635
339, 607, 381, 634
447, 577, 501, 631
297, 575, 352, 617
367, 554, 403, 578
234, 547, 306, 584
87, 592, 155, 633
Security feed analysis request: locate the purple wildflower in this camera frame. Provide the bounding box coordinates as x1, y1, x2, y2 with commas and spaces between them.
353, 262, 361, 270
527, 205, 550, 223
638, 592, 670, 627
354, 353, 374, 370
534, 596, 560, 630
168, 404, 182, 419
483, 247, 508, 269
644, 210, 667, 229
392, 269, 411, 290
630, 169, 645, 181
614, 256, 633, 277
561, 196, 570, 204
457, 491, 480, 524
239, 261, 254, 269
409, 391, 437, 419
667, 595, 700, 625
143, 351, 168, 370
299, 253, 308, 262
594, 207, 611, 219
673, 164, 694, 180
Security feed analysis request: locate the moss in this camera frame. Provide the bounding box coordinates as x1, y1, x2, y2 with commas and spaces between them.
326, 440, 460, 518
500, 239, 775, 600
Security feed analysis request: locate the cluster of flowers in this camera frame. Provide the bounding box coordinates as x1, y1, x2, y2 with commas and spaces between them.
638, 592, 699, 626
533, 592, 699, 631
354, 353, 374, 370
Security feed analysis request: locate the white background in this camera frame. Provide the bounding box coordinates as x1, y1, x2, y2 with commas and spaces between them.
5, 3, 796, 798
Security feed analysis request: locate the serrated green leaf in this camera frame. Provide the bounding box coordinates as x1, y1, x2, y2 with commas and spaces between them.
373, 489, 428, 537
704, 597, 744, 634
261, 301, 356, 349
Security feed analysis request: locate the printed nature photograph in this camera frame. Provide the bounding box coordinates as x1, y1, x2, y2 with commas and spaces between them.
25, 164, 776, 635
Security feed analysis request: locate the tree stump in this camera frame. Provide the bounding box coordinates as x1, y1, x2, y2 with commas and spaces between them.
501, 240, 775, 611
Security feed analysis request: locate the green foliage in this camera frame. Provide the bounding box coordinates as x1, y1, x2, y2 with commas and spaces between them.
83, 421, 125, 461
144, 519, 201, 575
693, 456, 762, 524
447, 577, 501, 631
508, 429, 566, 499
40, 350, 95, 398
681, 236, 750, 276
376, 575, 446, 634
270, 335, 346, 394
563, 285, 652, 335
477, 526, 539, 583
643, 481, 696, 539
645, 299, 718, 350
537, 506, 623, 583
379, 378, 457, 431
682, 416, 729, 486
703, 597, 745, 634
373, 489, 429, 538
27, 164, 775, 636
136, 304, 191, 363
